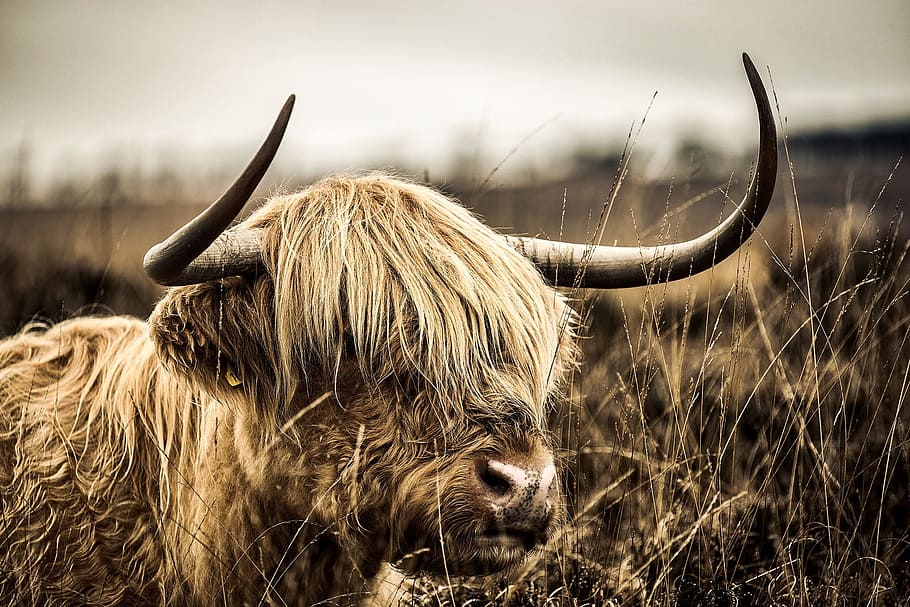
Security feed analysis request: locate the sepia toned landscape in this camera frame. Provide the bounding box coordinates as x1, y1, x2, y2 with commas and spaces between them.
2, 112, 908, 603
3, 1, 910, 601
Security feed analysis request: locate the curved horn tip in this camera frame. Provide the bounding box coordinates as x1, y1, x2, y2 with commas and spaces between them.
741, 52, 754, 70
742, 53, 760, 82
282, 94, 296, 113
273, 94, 296, 131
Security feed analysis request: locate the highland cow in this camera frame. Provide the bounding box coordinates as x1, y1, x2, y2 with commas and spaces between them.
0, 54, 776, 606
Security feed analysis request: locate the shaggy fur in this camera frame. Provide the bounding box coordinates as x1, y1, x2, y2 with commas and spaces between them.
0, 173, 577, 606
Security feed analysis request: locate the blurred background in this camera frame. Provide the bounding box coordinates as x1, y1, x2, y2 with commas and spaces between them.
3, 0, 908, 194
1, 0, 908, 330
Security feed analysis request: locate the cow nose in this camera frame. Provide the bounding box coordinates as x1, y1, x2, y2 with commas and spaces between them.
476, 454, 557, 534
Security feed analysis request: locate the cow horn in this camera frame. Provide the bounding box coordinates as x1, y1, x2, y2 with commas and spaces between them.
143, 95, 295, 286
508, 52, 778, 288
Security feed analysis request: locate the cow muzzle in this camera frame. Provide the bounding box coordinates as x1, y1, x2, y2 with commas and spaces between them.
473, 449, 558, 548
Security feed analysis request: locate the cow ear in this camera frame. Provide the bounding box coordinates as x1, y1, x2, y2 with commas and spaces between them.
149, 278, 271, 394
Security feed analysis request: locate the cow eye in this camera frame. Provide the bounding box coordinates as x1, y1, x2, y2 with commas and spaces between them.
479, 403, 535, 434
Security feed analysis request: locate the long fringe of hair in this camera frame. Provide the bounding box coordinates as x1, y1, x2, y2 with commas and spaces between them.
249, 173, 578, 418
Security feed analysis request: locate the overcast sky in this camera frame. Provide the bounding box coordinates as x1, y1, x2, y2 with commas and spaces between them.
2, 0, 908, 188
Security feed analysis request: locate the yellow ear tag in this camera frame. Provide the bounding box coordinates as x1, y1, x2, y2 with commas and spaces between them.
225, 369, 242, 387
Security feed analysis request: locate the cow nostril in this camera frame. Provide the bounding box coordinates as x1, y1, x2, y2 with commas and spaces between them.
477, 460, 512, 496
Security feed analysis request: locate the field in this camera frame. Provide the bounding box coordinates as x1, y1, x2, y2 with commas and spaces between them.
1, 143, 908, 604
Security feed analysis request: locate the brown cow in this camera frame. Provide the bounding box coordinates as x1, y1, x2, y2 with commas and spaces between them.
0, 54, 775, 605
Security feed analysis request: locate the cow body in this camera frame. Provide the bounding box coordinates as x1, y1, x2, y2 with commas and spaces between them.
0, 316, 358, 604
